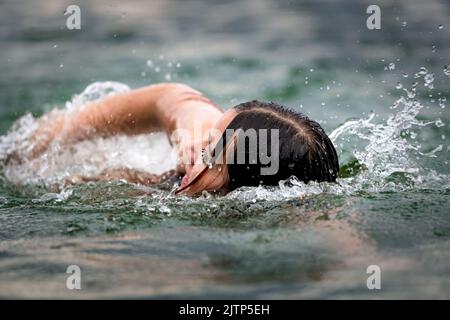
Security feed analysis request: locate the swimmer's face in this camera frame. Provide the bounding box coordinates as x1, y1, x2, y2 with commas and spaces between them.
176, 109, 238, 195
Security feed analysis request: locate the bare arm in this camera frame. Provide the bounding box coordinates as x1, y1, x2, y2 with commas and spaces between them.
23, 83, 223, 161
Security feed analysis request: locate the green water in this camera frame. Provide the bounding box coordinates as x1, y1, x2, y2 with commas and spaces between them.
0, 0, 449, 298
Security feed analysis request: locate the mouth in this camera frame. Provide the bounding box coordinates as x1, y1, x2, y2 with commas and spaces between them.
175, 166, 208, 195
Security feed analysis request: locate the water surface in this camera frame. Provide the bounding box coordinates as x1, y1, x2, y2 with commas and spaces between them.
0, 0, 449, 299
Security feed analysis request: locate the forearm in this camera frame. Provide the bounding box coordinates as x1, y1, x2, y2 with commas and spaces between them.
24, 83, 222, 168
26, 83, 207, 159
62, 83, 198, 142
61, 82, 223, 160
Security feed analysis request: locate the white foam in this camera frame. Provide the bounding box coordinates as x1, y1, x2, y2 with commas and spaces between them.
0, 81, 177, 185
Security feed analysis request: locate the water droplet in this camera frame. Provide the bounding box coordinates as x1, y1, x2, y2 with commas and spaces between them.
165, 73, 171, 81
443, 65, 450, 77
414, 67, 428, 78
159, 205, 171, 214
406, 89, 416, 99
424, 73, 434, 88
438, 97, 447, 109
396, 82, 403, 89
435, 119, 444, 128
53, 44, 58, 48
402, 73, 409, 78
401, 21, 407, 27
154, 67, 160, 73
438, 24, 444, 30
388, 62, 395, 70
176, 63, 181, 68
59, 63, 64, 68
146, 59, 153, 67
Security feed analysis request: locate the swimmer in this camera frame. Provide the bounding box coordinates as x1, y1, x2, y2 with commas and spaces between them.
12, 83, 339, 195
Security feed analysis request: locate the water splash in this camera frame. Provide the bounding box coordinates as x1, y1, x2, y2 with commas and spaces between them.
0, 73, 448, 203
329, 98, 447, 192
65, 81, 130, 111
0, 81, 177, 186
228, 68, 449, 201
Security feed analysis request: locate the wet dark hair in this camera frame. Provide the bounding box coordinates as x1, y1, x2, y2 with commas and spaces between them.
211, 100, 339, 191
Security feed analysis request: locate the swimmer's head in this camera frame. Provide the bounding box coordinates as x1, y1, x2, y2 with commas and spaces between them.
176, 101, 339, 195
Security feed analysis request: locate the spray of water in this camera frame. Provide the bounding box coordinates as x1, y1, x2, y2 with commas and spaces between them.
0, 82, 177, 186
228, 67, 449, 201
0, 71, 448, 202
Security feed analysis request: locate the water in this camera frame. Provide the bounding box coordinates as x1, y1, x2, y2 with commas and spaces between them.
0, 0, 449, 299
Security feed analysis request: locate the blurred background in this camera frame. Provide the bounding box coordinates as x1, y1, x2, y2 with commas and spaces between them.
0, 0, 448, 134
